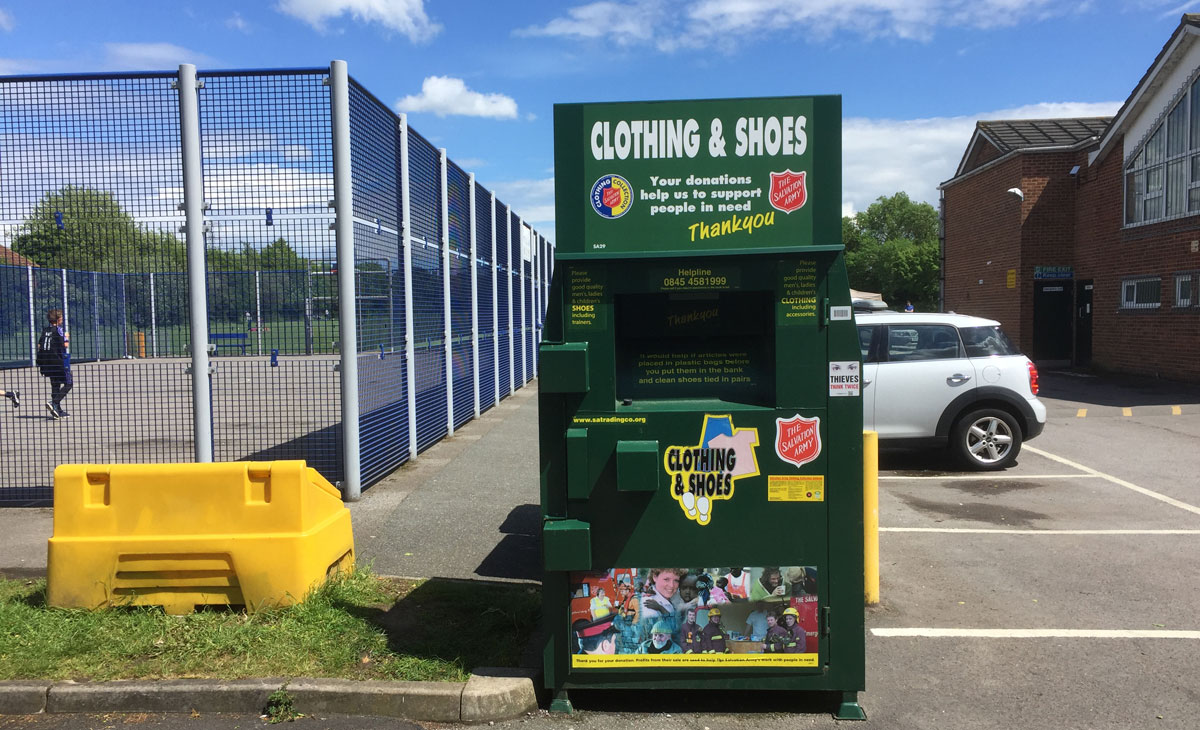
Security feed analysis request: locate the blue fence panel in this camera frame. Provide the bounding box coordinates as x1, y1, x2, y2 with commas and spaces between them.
475, 183, 496, 411
348, 81, 409, 485
447, 162, 474, 428
408, 130, 447, 450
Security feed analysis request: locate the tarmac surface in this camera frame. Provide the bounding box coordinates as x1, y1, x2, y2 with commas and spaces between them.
3, 371, 1200, 728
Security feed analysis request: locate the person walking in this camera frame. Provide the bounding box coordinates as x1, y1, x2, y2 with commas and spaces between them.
37, 309, 72, 420
0, 388, 19, 408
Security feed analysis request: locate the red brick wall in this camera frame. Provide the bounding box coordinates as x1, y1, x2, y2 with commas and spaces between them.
946, 133, 1200, 382
1075, 134, 1200, 381
942, 156, 1026, 349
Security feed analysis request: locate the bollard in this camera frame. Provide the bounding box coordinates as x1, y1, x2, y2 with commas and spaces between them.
863, 430, 879, 605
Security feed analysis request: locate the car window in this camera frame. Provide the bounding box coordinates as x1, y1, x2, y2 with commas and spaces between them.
857, 325, 876, 361
886, 325, 962, 361
959, 326, 1020, 357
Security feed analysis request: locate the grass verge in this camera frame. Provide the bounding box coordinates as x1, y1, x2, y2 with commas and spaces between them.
0, 568, 539, 683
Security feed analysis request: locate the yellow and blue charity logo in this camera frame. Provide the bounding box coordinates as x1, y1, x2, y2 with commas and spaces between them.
663, 414, 760, 526
590, 174, 633, 219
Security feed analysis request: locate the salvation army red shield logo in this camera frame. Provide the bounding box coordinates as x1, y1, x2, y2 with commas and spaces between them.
769, 170, 807, 214
775, 415, 821, 467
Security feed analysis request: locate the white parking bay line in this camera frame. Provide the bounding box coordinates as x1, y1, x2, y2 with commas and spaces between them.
882, 528, 1200, 535
1024, 445, 1200, 517
872, 628, 1200, 639
880, 474, 1094, 481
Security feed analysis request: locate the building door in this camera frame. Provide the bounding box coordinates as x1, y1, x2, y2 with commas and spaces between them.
1075, 280, 1093, 368
1033, 281, 1073, 365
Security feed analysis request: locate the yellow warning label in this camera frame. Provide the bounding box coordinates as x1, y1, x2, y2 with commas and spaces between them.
572, 653, 818, 668
768, 475, 825, 502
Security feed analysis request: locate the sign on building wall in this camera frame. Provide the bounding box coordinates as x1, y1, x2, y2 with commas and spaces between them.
1034, 265, 1073, 280
554, 97, 842, 256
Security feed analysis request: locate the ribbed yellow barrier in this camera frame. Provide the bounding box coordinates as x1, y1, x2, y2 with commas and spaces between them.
47, 461, 355, 614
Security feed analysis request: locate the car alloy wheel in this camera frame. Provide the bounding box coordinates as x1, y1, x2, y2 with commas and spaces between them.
952, 408, 1022, 471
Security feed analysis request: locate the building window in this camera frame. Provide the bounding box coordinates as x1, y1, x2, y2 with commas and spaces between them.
1121, 277, 1161, 309
1127, 75, 1200, 225
1175, 271, 1199, 308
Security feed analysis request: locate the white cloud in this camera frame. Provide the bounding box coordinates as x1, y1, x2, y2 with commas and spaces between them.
453, 157, 487, 170
515, 1, 664, 45
522, 0, 1074, 51
104, 42, 216, 70
0, 8, 14, 32
226, 12, 250, 33
396, 77, 518, 119
276, 0, 440, 42
485, 177, 556, 237
841, 101, 1122, 216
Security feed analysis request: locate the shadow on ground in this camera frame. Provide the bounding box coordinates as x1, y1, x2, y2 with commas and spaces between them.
475, 503, 542, 582
355, 577, 542, 673
1039, 371, 1200, 407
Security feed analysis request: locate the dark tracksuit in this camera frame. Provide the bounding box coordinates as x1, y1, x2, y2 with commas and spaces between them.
38, 325, 72, 408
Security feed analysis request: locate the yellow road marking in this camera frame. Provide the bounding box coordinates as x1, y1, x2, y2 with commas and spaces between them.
1076, 408, 1087, 418
1122, 407, 1133, 417
1173, 405, 1182, 415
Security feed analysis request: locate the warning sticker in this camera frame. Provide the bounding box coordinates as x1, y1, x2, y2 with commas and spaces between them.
768, 475, 825, 502
829, 361, 860, 397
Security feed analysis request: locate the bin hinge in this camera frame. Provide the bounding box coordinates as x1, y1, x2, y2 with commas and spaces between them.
821, 606, 831, 637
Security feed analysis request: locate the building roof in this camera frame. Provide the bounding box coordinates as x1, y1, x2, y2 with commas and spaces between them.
977, 118, 1111, 154
944, 117, 1112, 187
0, 246, 34, 267
1093, 14, 1200, 165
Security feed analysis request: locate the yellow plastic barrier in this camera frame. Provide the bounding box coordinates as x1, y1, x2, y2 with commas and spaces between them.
47, 461, 355, 614
863, 431, 879, 606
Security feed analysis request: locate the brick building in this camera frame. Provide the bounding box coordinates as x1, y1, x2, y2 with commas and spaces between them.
940, 14, 1200, 382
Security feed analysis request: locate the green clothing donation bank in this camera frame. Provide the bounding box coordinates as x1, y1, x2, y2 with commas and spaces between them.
539, 96, 865, 719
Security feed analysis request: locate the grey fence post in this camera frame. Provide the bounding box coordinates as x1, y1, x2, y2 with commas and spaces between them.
91, 272, 100, 360
469, 172, 480, 419
440, 148, 454, 435
330, 59, 361, 500
60, 268, 68, 336
255, 270, 263, 355
507, 205, 514, 395
26, 266, 35, 367
149, 272, 158, 357
399, 113, 418, 462
177, 63, 212, 462
532, 229, 539, 377
491, 192, 499, 406
519, 222, 527, 385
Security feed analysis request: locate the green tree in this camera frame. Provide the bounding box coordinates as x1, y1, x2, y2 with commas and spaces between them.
11, 185, 185, 273
844, 192, 940, 309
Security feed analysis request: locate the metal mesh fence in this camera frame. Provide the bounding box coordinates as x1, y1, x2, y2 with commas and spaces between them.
0, 65, 543, 503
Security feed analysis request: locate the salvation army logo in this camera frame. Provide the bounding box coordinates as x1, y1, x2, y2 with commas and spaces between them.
590, 174, 633, 219
775, 414, 821, 468
768, 170, 807, 214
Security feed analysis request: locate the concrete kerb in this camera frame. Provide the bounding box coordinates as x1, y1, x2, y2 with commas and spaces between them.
0, 672, 538, 721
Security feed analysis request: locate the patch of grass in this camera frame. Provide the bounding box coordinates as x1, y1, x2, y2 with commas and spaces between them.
0, 568, 540, 683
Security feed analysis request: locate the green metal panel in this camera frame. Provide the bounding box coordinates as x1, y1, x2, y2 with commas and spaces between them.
544, 519, 592, 572
541, 95, 862, 707
616, 440, 660, 492
540, 342, 590, 393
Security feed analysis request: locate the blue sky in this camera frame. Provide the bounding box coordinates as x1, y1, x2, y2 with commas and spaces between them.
0, 1, 1195, 242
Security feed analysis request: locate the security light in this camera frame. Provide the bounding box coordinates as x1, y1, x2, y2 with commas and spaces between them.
1006, 187, 1024, 201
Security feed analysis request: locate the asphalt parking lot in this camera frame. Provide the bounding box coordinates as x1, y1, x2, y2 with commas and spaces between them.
1, 372, 1198, 730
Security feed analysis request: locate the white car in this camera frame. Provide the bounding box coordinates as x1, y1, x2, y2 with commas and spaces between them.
856, 312, 1046, 470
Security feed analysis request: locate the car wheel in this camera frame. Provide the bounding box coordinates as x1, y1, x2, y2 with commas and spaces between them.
951, 408, 1022, 471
